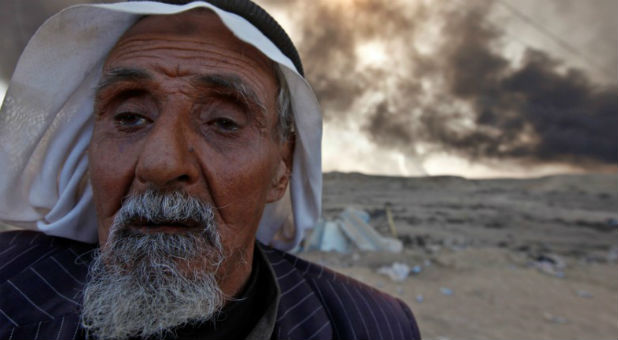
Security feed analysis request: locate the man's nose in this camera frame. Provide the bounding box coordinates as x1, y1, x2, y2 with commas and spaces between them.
135, 117, 199, 188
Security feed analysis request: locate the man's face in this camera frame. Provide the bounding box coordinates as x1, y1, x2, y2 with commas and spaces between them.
88, 10, 291, 296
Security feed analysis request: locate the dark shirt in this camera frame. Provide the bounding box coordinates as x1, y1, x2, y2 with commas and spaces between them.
166, 245, 279, 340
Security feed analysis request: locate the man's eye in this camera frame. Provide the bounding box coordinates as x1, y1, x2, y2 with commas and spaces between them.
212, 118, 239, 132
113, 112, 150, 128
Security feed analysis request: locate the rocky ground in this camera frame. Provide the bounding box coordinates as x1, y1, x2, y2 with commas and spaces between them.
299, 172, 617, 340
1, 173, 616, 339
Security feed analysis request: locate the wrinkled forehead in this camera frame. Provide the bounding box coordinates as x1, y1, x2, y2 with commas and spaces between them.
104, 9, 277, 78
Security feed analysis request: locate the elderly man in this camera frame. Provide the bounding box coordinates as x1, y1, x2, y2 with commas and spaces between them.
0, 1, 420, 339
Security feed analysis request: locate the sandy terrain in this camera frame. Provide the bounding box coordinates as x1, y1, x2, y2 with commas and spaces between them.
299, 172, 617, 340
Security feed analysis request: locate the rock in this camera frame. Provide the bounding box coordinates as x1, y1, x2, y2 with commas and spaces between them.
536, 254, 566, 269
426, 244, 442, 254
533, 253, 566, 278
497, 240, 509, 248
397, 234, 412, 247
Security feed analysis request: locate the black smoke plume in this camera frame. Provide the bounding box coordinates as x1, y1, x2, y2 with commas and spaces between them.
426, 5, 617, 165
277, 0, 617, 168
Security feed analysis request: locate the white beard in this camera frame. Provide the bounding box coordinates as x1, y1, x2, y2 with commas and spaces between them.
81, 190, 226, 340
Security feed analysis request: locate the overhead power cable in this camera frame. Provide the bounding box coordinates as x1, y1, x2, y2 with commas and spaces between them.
493, 0, 612, 75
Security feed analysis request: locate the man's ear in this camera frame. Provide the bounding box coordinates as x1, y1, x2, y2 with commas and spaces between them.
267, 136, 294, 203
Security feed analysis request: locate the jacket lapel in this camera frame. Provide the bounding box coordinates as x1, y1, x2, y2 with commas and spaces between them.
262, 247, 333, 340
0, 244, 91, 339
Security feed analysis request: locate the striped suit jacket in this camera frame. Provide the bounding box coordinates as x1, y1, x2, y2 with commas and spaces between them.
0, 230, 420, 340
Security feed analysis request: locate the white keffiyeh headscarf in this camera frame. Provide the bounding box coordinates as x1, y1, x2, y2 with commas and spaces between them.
0, 1, 322, 251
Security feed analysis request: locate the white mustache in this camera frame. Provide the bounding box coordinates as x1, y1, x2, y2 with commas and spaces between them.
111, 189, 219, 245
115, 189, 214, 226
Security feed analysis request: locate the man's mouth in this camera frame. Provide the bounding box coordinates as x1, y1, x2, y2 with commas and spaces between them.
128, 219, 202, 233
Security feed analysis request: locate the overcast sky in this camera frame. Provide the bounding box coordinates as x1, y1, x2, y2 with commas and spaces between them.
1, 0, 616, 178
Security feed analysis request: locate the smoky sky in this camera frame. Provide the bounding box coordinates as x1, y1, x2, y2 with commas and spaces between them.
1, 0, 616, 168
428, 4, 617, 165
277, 0, 617, 168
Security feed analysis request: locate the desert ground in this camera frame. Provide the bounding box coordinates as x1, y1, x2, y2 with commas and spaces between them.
299, 172, 617, 340
1, 173, 616, 339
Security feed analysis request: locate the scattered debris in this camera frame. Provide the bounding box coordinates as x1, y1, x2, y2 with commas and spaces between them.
533, 253, 566, 278
440, 287, 453, 296
575, 290, 593, 298
321, 221, 349, 253
396, 286, 404, 295
377, 261, 427, 282
305, 220, 347, 253
543, 312, 568, 324
305, 208, 403, 253
415, 294, 424, 303
385, 203, 398, 237
378, 262, 411, 282
535, 262, 564, 278
339, 208, 403, 253
353, 209, 371, 224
